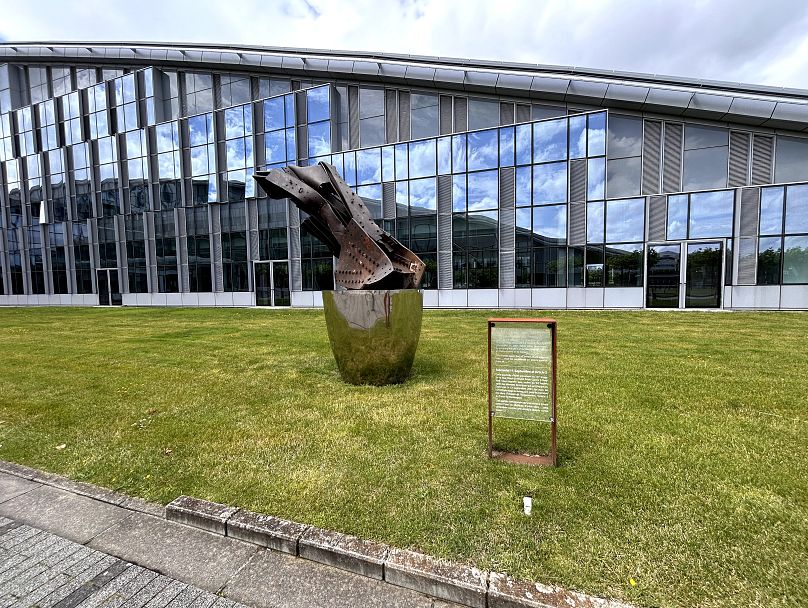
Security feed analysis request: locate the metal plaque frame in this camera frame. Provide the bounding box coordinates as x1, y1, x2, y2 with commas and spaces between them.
487, 318, 557, 467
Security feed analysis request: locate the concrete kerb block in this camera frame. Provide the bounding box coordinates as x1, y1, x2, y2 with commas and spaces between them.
165, 495, 239, 535
226, 509, 309, 555
384, 548, 488, 608
299, 527, 389, 580
488, 573, 638, 608
0, 460, 40, 480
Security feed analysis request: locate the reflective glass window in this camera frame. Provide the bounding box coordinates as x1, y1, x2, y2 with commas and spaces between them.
606, 198, 645, 242
499, 127, 514, 167
775, 136, 808, 183
382, 146, 395, 181
569, 114, 586, 159
452, 174, 466, 212
411, 93, 439, 139
783, 236, 808, 283
683, 147, 728, 191
264, 97, 285, 131
357, 148, 381, 185
533, 205, 566, 242
689, 190, 734, 238
533, 118, 567, 163
307, 86, 330, 123
452, 134, 466, 173
667, 194, 689, 240
587, 112, 606, 156
607, 157, 641, 198
588, 157, 605, 200
759, 187, 784, 235
605, 243, 643, 287
757, 237, 782, 285
607, 115, 642, 158
515, 166, 531, 207
515, 123, 531, 165
409, 177, 437, 214
785, 184, 808, 234
587, 201, 605, 244
308, 121, 331, 157
467, 170, 498, 211
437, 137, 451, 175
533, 162, 567, 205
394, 144, 408, 180
409, 139, 436, 179
467, 129, 498, 171
467, 98, 499, 131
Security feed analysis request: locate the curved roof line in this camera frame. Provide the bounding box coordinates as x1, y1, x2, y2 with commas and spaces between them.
2, 41, 808, 132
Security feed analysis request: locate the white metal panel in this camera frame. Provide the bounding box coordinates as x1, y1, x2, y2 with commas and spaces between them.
779, 285, 808, 310
165, 293, 183, 307
181, 293, 200, 307
231, 292, 253, 307
438, 289, 467, 308
467, 289, 498, 308
422, 290, 439, 307
584, 288, 605, 308
532, 288, 567, 309
214, 292, 234, 307
291, 291, 314, 307
197, 292, 216, 306
565, 288, 586, 308
604, 288, 644, 308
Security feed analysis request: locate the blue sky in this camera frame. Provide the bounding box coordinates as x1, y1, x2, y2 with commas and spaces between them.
1, 0, 808, 88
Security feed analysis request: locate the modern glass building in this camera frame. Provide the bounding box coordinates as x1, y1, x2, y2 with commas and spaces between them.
0, 42, 806, 310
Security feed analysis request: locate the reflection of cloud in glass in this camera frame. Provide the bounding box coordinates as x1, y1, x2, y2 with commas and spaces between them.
534, 119, 567, 163
357, 148, 382, 185
410, 177, 436, 213
308, 121, 331, 157
452, 174, 466, 212
588, 158, 605, 200
689, 190, 734, 238
467, 170, 498, 211
534, 205, 566, 241
606, 198, 645, 242
786, 184, 808, 233
516, 166, 531, 206
533, 162, 567, 204
468, 129, 498, 171
409, 140, 436, 179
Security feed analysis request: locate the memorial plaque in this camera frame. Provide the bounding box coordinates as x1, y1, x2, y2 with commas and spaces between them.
491, 323, 553, 422
487, 318, 557, 466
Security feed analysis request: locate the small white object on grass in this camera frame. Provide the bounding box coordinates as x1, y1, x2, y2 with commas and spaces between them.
523, 496, 532, 515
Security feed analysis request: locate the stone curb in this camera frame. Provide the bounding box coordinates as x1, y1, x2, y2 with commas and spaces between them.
163, 495, 637, 608
0, 459, 164, 518
0, 460, 636, 608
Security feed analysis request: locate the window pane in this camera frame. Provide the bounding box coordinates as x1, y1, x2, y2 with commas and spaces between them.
775, 136, 808, 183
783, 236, 808, 283
587, 201, 605, 244
667, 194, 688, 240
606, 243, 643, 287
689, 190, 734, 238
515, 123, 531, 165
516, 166, 531, 207
359, 88, 384, 119
452, 174, 466, 212
437, 137, 451, 175
533, 118, 567, 163
607, 115, 642, 158
452, 134, 466, 173
684, 125, 728, 150
467, 170, 498, 211
760, 187, 784, 235
606, 198, 645, 242
409, 139, 436, 179
356, 148, 381, 184
533, 162, 567, 205
533, 204, 566, 242
587, 157, 605, 200
467, 99, 499, 131
757, 236, 781, 285
467, 129, 498, 171
307, 86, 330, 123
785, 184, 808, 234
588, 112, 606, 156
308, 121, 331, 157
359, 115, 384, 147
585, 245, 604, 286
409, 177, 436, 214
264, 97, 285, 132
499, 127, 514, 167
682, 147, 728, 191
569, 114, 586, 159
411, 101, 438, 139
606, 157, 641, 198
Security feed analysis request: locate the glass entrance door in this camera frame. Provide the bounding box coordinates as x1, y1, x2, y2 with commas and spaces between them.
646, 245, 681, 308
254, 261, 290, 307
96, 269, 122, 306
685, 242, 722, 308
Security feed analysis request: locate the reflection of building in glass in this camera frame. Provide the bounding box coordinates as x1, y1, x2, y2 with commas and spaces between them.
0, 43, 806, 309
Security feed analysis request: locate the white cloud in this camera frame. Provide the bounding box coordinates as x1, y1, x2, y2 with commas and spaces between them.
1, 0, 808, 88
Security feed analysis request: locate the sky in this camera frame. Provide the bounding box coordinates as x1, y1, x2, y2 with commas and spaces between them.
1, 0, 808, 89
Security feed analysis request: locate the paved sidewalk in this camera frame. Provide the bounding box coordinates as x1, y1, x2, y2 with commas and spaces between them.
0, 471, 457, 607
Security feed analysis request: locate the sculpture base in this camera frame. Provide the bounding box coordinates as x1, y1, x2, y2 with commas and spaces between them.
322, 289, 423, 386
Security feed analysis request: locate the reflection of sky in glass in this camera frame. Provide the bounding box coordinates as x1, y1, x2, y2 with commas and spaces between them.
188, 114, 213, 146
265, 130, 286, 164
760, 187, 784, 235
190, 146, 209, 176
534, 204, 566, 241
225, 105, 252, 139
606, 198, 644, 242
307, 85, 330, 123
515, 124, 531, 165
499, 127, 514, 167
467, 170, 498, 211
226, 138, 245, 170
534, 118, 567, 163
516, 207, 531, 230
667, 194, 688, 240
409, 140, 436, 179
775, 136, 808, 183
438, 137, 451, 175
533, 162, 567, 204
264, 97, 285, 132
382, 146, 394, 182
569, 115, 586, 159
588, 157, 605, 200
452, 134, 466, 173
156, 122, 178, 154
516, 166, 531, 207
783, 236, 808, 283
468, 129, 498, 171
307, 121, 331, 158
689, 190, 734, 238
343, 151, 356, 186
682, 147, 728, 191
607, 115, 642, 158
410, 177, 437, 214
357, 184, 381, 219
452, 174, 466, 212
607, 157, 641, 198
786, 184, 808, 234
158, 151, 180, 179
125, 131, 145, 159
396, 181, 408, 216
395, 144, 408, 180
357, 148, 381, 185
98, 138, 116, 164
587, 201, 605, 243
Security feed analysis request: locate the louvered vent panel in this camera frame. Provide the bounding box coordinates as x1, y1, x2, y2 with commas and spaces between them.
739, 187, 761, 237
437, 174, 452, 215
348, 86, 359, 149
385, 90, 397, 143
249, 229, 259, 262
453, 97, 468, 133
439, 96, 452, 135
751, 134, 774, 185
210, 204, 221, 233
642, 120, 662, 195
290, 257, 303, 292
437, 214, 452, 253
500, 102, 514, 126
250, 77, 259, 101
569, 202, 586, 246
662, 123, 683, 193
570, 159, 587, 202
729, 131, 751, 187
213, 75, 222, 109
648, 195, 667, 241
212, 232, 223, 292
499, 250, 515, 289
247, 199, 259, 231
179, 237, 190, 292
289, 225, 301, 259
288, 201, 300, 228
516, 104, 531, 124
295, 90, 307, 124
737, 237, 758, 285
398, 91, 410, 142
382, 182, 395, 219
296, 124, 307, 161
438, 250, 453, 290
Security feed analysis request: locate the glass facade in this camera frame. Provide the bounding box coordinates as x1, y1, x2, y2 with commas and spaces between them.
0, 56, 806, 310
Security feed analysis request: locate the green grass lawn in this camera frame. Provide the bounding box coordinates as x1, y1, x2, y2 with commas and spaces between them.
0, 306, 805, 607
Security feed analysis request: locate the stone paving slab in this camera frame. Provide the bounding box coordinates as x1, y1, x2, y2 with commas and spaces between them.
87, 512, 260, 594
0, 475, 40, 505
0, 485, 131, 544
222, 547, 462, 608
